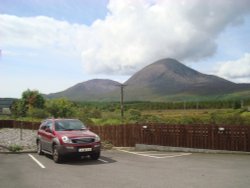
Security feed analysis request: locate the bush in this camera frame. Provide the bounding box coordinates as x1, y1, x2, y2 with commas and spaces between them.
91, 118, 122, 126
27, 108, 49, 119
45, 98, 75, 118
8, 144, 23, 152
209, 110, 245, 125
128, 109, 141, 121
141, 114, 164, 123
90, 109, 102, 119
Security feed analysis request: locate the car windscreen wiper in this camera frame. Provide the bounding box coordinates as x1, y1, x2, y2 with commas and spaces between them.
74, 128, 87, 131
62, 129, 75, 131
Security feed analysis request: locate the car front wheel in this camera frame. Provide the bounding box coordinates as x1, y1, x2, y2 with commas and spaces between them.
37, 141, 43, 155
90, 152, 100, 160
53, 145, 63, 163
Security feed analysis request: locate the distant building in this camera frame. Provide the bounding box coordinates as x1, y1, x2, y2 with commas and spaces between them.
0, 98, 15, 115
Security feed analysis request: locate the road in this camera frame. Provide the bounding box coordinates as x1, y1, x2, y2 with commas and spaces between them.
0, 150, 250, 188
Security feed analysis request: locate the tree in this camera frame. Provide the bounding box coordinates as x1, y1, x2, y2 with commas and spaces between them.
45, 98, 75, 118
11, 89, 45, 117
22, 89, 45, 110
74, 108, 94, 125
11, 100, 26, 117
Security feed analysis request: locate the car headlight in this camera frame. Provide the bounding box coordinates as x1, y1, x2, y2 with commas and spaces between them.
95, 135, 101, 142
62, 136, 72, 143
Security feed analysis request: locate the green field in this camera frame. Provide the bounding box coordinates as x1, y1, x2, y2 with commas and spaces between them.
3, 91, 250, 126
89, 108, 250, 126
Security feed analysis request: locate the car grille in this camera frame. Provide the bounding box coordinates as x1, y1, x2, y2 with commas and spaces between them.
71, 137, 95, 144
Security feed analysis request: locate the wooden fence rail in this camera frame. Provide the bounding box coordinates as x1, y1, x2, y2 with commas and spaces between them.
90, 124, 250, 152
0, 120, 40, 130
0, 120, 249, 152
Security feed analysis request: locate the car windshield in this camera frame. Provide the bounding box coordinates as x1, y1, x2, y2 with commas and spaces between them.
55, 120, 86, 131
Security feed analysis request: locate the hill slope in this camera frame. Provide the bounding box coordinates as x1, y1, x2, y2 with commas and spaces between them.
47, 79, 121, 101
124, 58, 250, 100
46, 58, 250, 101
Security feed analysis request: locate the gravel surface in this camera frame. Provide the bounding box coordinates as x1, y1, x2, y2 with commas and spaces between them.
0, 128, 113, 152
0, 128, 37, 152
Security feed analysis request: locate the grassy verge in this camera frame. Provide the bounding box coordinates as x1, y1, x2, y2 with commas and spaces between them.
1, 109, 250, 126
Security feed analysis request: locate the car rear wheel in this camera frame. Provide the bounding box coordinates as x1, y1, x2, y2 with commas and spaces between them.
53, 145, 62, 163
37, 141, 43, 155
90, 152, 100, 160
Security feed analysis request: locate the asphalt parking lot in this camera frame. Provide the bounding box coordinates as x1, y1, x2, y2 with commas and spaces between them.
1, 149, 250, 188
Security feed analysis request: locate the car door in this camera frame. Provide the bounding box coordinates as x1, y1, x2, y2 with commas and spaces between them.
38, 122, 48, 151
42, 121, 54, 153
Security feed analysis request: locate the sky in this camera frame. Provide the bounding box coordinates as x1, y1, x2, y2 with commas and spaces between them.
0, 0, 250, 98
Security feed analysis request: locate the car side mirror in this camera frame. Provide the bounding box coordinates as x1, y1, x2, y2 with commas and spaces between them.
45, 128, 52, 133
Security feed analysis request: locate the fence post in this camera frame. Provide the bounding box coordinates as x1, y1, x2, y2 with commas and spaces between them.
20, 121, 23, 140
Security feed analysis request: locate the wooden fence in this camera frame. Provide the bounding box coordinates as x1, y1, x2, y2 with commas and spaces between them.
0, 120, 250, 152
0, 120, 40, 130
90, 124, 250, 152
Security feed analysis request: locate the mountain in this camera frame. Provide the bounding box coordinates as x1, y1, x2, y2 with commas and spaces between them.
123, 58, 250, 100
46, 58, 250, 101
47, 79, 121, 101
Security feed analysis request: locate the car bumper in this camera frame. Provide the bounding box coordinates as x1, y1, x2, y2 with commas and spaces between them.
57, 143, 101, 156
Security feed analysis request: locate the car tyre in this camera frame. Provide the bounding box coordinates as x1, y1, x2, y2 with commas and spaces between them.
37, 141, 43, 155
53, 145, 63, 163
90, 152, 100, 160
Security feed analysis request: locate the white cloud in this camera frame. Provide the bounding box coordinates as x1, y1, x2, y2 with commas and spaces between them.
81, 0, 250, 75
0, 14, 87, 53
216, 53, 250, 83
1, 0, 250, 76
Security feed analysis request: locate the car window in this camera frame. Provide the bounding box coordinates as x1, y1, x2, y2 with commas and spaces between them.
40, 122, 47, 130
55, 120, 86, 131
40, 121, 53, 131
47, 121, 53, 131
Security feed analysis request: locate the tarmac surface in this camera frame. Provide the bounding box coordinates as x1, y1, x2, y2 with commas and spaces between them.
1, 149, 250, 188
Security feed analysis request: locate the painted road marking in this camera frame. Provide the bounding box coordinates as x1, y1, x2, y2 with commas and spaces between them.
134, 151, 159, 154
28, 154, 46, 169
117, 149, 192, 159
98, 158, 109, 163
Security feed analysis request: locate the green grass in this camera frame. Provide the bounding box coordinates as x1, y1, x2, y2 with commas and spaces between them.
8, 144, 23, 152
91, 118, 123, 126
2, 107, 250, 126
94, 108, 250, 125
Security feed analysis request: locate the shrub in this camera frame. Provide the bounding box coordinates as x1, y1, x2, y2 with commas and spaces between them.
8, 144, 23, 152
45, 98, 75, 118
128, 109, 141, 121
27, 108, 49, 119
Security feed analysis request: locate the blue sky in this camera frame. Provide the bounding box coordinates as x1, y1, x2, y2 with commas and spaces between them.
0, 0, 250, 98
0, 0, 108, 25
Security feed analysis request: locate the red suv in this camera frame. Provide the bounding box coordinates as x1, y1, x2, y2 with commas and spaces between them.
36, 118, 101, 163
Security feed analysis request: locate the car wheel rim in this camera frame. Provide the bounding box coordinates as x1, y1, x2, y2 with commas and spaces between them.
53, 147, 58, 161
37, 142, 41, 154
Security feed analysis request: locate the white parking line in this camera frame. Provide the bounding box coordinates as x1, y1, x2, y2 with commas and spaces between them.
134, 151, 159, 154
28, 154, 46, 169
117, 149, 192, 159
98, 158, 109, 163
159, 153, 192, 158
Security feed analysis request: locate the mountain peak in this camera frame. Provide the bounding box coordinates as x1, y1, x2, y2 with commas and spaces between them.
153, 58, 199, 74
124, 58, 237, 98
46, 58, 250, 101
125, 58, 202, 86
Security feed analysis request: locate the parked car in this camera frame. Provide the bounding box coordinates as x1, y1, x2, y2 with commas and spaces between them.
36, 118, 101, 163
